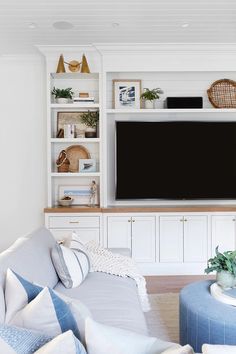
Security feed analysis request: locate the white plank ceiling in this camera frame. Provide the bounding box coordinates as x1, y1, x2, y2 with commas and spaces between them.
1, 0, 236, 54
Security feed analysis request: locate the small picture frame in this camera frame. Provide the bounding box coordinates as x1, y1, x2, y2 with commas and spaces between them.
113, 79, 141, 109
79, 159, 96, 173
58, 185, 98, 205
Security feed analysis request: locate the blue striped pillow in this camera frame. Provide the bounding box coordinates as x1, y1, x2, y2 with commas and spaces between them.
11, 287, 81, 341
51, 243, 90, 288
5, 268, 43, 323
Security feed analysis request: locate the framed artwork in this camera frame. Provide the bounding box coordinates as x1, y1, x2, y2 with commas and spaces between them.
58, 185, 98, 205
56, 112, 87, 138
79, 159, 96, 173
113, 80, 141, 109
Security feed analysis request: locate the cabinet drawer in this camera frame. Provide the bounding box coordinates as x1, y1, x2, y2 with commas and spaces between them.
50, 229, 100, 244
48, 216, 100, 229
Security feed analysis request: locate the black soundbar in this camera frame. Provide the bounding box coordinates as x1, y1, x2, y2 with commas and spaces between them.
165, 97, 203, 109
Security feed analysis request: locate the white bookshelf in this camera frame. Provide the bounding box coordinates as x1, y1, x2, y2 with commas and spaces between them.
50, 103, 100, 109
43, 53, 102, 207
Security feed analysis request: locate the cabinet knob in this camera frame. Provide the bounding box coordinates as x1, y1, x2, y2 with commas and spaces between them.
132, 219, 135, 222
233, 218, 236, 221
128, 219, 131, 222
184, 219, 187, 222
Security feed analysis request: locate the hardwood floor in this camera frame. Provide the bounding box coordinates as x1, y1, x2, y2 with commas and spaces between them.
145, 275, 215, 294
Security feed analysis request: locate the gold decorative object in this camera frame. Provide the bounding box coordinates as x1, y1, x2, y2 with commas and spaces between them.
60, 54, 91, 73
56, 54, 66, 73
67, 60, 80, 72
81, 54, 90, 73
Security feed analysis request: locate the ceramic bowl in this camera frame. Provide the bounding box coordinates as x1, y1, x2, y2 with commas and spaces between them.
58, 197, 73, 207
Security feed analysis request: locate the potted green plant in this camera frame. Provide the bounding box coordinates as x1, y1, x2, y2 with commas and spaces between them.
51, 87, 74, 104
80, 110, 99, 138
205, 246, 236, 288
140, 88, 164, 109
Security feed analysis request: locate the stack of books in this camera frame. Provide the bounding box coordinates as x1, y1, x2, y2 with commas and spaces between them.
73, 92, 95, 103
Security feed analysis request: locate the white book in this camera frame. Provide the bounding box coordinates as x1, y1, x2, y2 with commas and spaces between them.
73, 97, 95, 101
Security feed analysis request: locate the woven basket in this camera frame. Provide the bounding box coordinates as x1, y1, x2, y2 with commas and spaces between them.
207, 79, 236, 108
56, 150, 70, 172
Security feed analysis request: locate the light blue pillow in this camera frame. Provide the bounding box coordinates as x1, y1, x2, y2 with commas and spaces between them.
0, 324, 52, 353
5, 268, 43, 323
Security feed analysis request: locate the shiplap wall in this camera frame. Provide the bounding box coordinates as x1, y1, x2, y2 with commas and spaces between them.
106, 71, 236, 206
106, 71, 236, 109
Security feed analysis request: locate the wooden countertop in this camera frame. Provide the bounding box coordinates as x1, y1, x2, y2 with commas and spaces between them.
44, 206, 102, 213
44, 205, 236, 213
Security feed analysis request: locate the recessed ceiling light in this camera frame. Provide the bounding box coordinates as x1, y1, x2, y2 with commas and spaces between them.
181, 23, 189, 28
53, 21, 74, 30
112, 23, 120, 28
28, 23, 37, 29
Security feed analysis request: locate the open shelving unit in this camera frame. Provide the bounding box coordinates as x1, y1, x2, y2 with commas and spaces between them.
106, 108, 236, 113
46, 67, 102, 208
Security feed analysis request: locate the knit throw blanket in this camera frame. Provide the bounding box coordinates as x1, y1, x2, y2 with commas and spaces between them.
83, 240, 150, 312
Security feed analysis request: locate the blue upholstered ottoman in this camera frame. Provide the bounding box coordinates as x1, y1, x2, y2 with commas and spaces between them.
180, 280, 236, 353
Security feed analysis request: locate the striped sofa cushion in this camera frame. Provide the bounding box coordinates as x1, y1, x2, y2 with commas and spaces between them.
51, 242, 90, 288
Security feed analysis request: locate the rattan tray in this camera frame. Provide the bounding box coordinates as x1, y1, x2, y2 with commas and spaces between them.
65, 145, 91, 172
207, 79, 236, 108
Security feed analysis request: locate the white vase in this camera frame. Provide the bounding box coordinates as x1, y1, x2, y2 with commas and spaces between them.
56, 98, 69, 104
216, 270, 236, 289
145, 100, 154, 109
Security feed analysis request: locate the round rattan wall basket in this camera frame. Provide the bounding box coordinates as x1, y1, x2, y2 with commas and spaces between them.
207, 79, 236, 108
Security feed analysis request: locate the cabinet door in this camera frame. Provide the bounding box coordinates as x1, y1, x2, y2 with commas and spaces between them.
131, 217, 155, 262
212, 215, 236, 254
49, 229, 100, 244
160, 216, 183, 262
183, 216, 208, 262
107, 216, 131, 249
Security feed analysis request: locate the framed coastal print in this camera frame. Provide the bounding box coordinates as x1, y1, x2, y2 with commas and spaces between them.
58, 185, 98, 205
113, 80, 141, 109
79, 159, 96, 173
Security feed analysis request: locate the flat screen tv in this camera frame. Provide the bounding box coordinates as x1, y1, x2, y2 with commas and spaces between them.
115, 121, 236, 200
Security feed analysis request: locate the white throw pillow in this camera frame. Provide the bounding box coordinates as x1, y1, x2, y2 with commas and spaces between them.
51, 242, 90, 288
162, 344, 194, 353
10, 287, 89, 345
85, 317, 180, 354
4, 268, 43, 323
202, 344, 236, 354
35, 330, 86, 354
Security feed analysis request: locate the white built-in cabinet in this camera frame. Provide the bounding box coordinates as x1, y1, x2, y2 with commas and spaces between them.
211, 215, 236, 253
107, 216, 155, 262
40, 45, 236, 276
45, 211, 236, 275
159, 215, 207, 263
45, 214, 101, 245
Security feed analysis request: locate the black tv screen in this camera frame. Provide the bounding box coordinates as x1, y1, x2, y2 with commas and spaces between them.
115, 121, 236, 200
